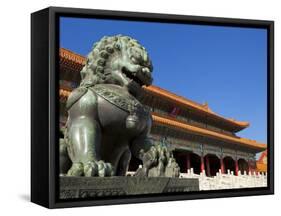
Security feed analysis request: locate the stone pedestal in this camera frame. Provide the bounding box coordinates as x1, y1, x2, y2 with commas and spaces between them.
60, 176, 199, 199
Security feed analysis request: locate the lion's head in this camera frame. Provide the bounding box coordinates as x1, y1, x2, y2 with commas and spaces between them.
80, 35, 153, 94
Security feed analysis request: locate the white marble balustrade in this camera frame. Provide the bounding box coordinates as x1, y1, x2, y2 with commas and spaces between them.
180, 168, 267, 190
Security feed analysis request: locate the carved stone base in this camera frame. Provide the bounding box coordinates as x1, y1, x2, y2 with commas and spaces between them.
60, 176, 199, 199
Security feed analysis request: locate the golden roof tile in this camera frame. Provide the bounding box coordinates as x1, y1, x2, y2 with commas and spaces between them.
152, 114, 266, 151
144, 85, 249, 129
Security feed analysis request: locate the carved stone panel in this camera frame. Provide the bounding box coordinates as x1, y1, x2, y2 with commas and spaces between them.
59, 176, 199, 199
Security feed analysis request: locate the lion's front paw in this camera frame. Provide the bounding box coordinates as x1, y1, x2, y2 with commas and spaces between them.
97, 161, 114, 177
84, 160, 114, 177
84, 161, 99, 176
67, 162, 84, 176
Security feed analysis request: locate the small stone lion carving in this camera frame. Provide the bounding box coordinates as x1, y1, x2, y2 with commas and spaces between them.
60, 35, 179, 177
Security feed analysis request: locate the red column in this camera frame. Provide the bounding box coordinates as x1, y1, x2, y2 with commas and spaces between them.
200, 155, 205, 173
220, 158, 225, 174
235, 160, 239, 176
206, 155, 211, 176
186, 153, 191, 172
248, 160, 252, 174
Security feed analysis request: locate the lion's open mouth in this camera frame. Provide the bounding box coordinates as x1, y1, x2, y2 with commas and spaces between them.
122, 67, 145, 86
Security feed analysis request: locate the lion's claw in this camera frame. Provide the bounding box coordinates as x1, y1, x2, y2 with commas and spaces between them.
66, 161, 114, 177
84, 161, 99, 177
67, 162, 84, 176
97, 161, 114, 177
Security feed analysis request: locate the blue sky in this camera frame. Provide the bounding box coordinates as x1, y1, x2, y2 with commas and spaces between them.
60, 17, 267, 145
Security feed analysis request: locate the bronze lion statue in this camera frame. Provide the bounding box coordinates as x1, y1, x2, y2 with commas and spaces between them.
60, 35, 179, 177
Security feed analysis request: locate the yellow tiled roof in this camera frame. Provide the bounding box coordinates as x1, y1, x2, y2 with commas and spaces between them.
152, 113, 266, 151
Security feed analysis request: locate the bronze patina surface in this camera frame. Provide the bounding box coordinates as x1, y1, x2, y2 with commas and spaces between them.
60, 35, 180, 177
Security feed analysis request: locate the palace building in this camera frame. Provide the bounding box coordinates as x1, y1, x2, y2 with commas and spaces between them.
59, 48, 267, 177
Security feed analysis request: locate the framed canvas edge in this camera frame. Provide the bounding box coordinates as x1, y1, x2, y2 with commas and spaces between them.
31, 8, 51, 208
39, 6, 274, 208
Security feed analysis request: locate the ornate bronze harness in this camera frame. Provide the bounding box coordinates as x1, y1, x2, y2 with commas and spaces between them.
91, 85, 150, 130
90, 85, 150, 116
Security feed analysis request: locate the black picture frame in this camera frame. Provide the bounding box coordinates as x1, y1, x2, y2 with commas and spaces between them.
31, 6, 274, 208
